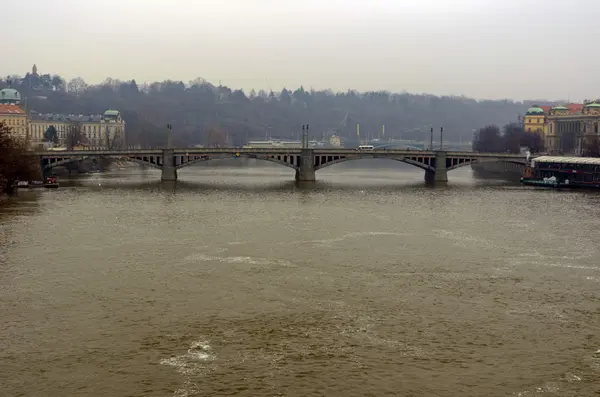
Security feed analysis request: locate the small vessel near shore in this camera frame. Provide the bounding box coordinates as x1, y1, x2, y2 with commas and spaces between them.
521, 156, 600, 189
44, 176, 59, 188
12, 176, 59, 189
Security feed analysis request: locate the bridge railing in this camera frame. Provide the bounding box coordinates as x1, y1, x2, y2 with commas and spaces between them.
32, 147, 530, 159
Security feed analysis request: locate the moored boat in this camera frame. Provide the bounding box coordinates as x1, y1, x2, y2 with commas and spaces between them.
13, 181, 29, 188
44, 176, 59, 189
29, 180, 45, 188
520, 156, 600, 189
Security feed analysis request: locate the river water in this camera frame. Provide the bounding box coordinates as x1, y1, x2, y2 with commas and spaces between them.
1, 161, 600, 397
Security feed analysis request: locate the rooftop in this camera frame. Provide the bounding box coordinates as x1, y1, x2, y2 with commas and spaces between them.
526, 106, 545, 115
534, 156, 600, 165
104, 109, 120, 117
30, 112, 103, 122
0, 88, 21, 102
0, 104, 26, 115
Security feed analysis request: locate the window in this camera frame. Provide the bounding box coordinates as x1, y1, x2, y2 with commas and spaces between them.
595, 123, 598, 134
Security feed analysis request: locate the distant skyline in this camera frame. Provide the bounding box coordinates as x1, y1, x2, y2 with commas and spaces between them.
3, 0, 599, 102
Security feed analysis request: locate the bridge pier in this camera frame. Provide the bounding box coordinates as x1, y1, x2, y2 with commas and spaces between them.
161, 149, 178, 181
425, 151, 448, 184
295, 149, 316, 182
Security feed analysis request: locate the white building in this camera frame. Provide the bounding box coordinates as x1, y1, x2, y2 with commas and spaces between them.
30, 109, 126, 149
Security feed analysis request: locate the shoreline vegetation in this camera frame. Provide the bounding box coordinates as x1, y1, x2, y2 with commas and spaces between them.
0, 122, 41, 198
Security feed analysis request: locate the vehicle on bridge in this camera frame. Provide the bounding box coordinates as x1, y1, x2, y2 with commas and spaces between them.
521, 156, 600, 189
356, 145, 374, 151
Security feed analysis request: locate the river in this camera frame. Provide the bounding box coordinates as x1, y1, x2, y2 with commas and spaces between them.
1, 161, 599, 397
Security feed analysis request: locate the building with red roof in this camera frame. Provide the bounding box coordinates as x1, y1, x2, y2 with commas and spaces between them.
0, 104, 28, 138
524, 100, 600, 154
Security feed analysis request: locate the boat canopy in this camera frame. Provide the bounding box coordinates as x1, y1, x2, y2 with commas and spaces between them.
534, 156, 600, 165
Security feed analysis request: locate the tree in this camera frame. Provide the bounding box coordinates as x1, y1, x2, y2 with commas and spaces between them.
65, 122, 84, 150
520, 130, 545, 153
0, 122, 41, 194
207, 126, 227, 148
503, 122, 524, 153
473, 125, 503, 152
583, 135, 600, 157
103, 125, 124, 150
280, 88, 292, 106
67, 77, 87, 96
44, 125, 59, 144
51, 75, 66, 92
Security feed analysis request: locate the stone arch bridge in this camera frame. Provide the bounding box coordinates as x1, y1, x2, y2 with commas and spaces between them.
34, 148, 529, 183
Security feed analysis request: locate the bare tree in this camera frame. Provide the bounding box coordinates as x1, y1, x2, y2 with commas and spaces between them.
67, 77, 87, 97
0, 122, 41, 194
65, 121, 85, 150
473, 125, 503, 152
583, 135, 600, 157
207, 125, 227, 148
103, 125, 124, 150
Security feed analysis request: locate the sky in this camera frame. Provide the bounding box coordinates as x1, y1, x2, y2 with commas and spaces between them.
3, 0, 599, 101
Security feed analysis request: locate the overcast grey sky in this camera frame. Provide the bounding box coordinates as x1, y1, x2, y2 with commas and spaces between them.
3, 0, 598, 100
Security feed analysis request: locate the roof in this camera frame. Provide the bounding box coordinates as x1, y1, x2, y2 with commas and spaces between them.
0, 104, 26, 115
567, 103, 584, 113
103, 110, 120, 117
540, 105, 552, 114
0, 88, 21, 101
29, 112, 103, 122
534, 156, 600, 165
585, 102, 600, 108
526, 106, 545, 115
552, 105, 568, 110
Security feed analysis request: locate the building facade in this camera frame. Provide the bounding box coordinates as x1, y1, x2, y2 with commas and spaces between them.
29, 110, 126, 149
0, 88, 125, 149
0, 104, 28, 138
525, 102, 600, 155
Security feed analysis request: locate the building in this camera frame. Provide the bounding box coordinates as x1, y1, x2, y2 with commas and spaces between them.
0, 88, 22, 105
525, 102, 600, 155
0, 104, 28, 138
29, 109, 126, 149
329, 135, 342, 147
523, 105, 548, 134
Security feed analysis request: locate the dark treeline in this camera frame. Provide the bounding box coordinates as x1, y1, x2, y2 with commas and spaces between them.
2, 68, 549, 147
472, 123, 544, 153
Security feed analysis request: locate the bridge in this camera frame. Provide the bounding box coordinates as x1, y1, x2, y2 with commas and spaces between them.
32, 147, 529, 184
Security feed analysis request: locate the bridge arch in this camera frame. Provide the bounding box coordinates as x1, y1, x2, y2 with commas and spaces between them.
314, 155, 434, 172
176, 153, 299, 170
43, 155, 162, 170
446, 157, 527, 171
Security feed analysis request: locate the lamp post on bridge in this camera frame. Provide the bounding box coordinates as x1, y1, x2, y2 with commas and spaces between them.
440, 126, 444, 150
166, 124, 173, 149
430, 127, 433, 150
302, 124, 309, 149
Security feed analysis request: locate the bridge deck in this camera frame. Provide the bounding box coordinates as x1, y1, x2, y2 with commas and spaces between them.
32, 148, 527, 160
